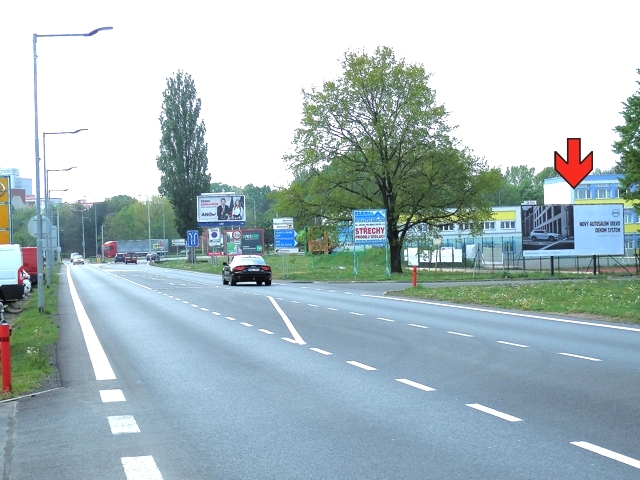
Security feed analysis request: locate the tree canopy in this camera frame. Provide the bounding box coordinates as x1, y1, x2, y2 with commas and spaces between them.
157, 70, 211, 236
277, 46, 501, 272
613, 68, 640, 212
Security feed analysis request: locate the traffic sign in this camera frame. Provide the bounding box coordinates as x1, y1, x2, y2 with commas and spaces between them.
187, 230, 199, 247
274, 229, 296, 248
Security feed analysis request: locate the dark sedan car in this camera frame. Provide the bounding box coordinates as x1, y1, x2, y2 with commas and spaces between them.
222, 255, 272, 286
114, 253, 126, 263
124, 252, 138, 264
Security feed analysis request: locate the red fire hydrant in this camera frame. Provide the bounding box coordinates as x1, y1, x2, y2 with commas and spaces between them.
412, 265, 418, 287
0, 309, 11, 392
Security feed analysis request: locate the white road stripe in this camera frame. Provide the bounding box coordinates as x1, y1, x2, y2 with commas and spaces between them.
310, 347, 332, 355
396, 378, 436, 392
367, 295, 640, 333
377, 317, 395, 322
100, 389, 126, 402
559, 352, 602, 362
258, 329, 274, 334
408, 323, 429, 329
291, 301, 300, 304
212, 312, 221, 316
268, 296, 307, 345
182, 300, 189, 304
448, 331, 474, 337
175, 298, 181, 300
121, 456, 164, 480
282, 337, 299, 344
190, 304, 198, 307
347, 361, 377, 371
226, 316, 236, 321
350, 312, 364, 316
66, 267, 116, 381
108, 415, 141, 434
466, 403, 522, 422
571, 441, 640, 469
240, 322, 253, 327
344, 292, 354, 295
327, 308, 338, 311
308, 304, 319, 307
497, 341, 529, 348
200, 308, 209, 311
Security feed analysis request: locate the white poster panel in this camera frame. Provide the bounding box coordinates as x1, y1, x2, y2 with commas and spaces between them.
197, 194, 246, 224
353, 209, 387, 245
522, 204, 624, 257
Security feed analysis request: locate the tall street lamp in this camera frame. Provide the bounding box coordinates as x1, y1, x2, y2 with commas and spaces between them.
45, 166, 76, 285
33, 26, 112, 312
53, 204, 70, 263
81, 214, 92, 259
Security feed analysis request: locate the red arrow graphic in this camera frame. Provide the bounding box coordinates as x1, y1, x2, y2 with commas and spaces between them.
554, 138, 593, 189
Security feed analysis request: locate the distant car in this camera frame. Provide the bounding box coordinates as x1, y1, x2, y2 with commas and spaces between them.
124, 252, 138, 264
222, 255, 272, 286
529, 230, 560, 241
146, 252, 158, 262
114, 253, 126, 264
71, 254, 85, 265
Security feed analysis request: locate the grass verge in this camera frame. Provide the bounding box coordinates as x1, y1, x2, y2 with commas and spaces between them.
388, 278, 640, 323
0, 274, 60, 401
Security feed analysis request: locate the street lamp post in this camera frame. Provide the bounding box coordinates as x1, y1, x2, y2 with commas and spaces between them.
33, 26, 112, 312
45, 167, 75, 285
81, 214, 92, 259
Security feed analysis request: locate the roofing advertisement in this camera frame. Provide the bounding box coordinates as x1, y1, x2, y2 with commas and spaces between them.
352, 209, 387, 245
197, 194, 246, 226
521, 204, 624, 258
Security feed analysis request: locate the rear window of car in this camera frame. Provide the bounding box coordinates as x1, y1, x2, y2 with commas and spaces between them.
232, 256, 266, 266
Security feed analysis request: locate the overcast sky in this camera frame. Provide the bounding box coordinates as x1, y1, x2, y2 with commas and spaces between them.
2, 1, 639, 205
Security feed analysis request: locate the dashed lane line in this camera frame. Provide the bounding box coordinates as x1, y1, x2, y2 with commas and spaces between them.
108, 415, 141, 434
121, 456, 164, 480
347, 361, 377, 371
377, 317, 395, 322
225, 316, 236, 321
396, 378, 436, 392
559, 352, 602, 362
100, 389, 126, 402
497, 341, 529, 348
310, 347, 333, 355
571, 441, 640, 469
350, 312, 364, 316
407, 323, 429, 329
466, 403, 522, 422
259, 329, 274, 335
240, 322, 253, 327
447, 331, 474, 337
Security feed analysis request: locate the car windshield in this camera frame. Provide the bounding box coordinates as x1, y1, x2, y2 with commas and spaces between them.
231, 256, 266, 266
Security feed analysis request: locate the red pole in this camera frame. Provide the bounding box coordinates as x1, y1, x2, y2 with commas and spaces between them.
0, 322, 11, 392
412, 265, 417, 287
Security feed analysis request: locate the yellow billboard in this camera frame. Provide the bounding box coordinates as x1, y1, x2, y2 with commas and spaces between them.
0, 176, 10, 244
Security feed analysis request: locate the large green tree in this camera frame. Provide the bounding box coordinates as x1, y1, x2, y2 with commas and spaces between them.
280, 46, 501, 273
157, 70, 211, 236
613, 68, 640, 212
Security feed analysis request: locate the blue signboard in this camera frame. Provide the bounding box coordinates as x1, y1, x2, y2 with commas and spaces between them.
274, 229, 296, 248
187, 230, 199, 247
352, 209, 387, 245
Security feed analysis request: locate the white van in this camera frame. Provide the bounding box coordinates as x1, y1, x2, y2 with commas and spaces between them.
0, 244, 26, 304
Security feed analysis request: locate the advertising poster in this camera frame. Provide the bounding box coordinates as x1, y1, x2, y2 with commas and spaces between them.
352, 209, 387, 245
224, 229, 264, 255
197, 194, 246, 226
521, 204, 624, 257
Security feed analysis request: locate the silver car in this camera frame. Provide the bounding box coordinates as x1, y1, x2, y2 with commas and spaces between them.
529, 230, 559, 241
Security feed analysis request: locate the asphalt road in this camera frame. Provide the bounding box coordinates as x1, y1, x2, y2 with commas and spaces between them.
2, 262, 640, 479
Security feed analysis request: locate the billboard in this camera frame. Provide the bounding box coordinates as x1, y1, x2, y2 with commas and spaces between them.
521, 204, 624, 257
353, 209, 387, 245
224, 229, 264, 255
197, 194, 246, 226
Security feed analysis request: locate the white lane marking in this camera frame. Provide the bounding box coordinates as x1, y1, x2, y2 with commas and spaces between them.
282, 337, 299, 344
66, 267, 116, 381
350, 312, 364, 316
497, 341, 529, 348
344, 292, 354, 295
571, 441, 640, 469
328, 290, 337, 292
559, 352, 602, 362
276, 297, 285, 300
212, 312, 221, 316
226, 316, 236, 321
377, 317, 395, 322
108, 415, 141, 434
347, 361, 377, 371
367, 294, 640, 333
308, 304, 318, 307
121, 456, 164, 480
259, 329, 274, 335
448, 331, 474, 337
408, 323, 429, 329
175, 297, 181, 300
100, 389, 126, 402
310, 347, 332, 355
396, 378, 436, 392
466, 403, 522, 422
240, 322, 253, 327
190, 304, 198, 307
182, 301, 189, 304
268, 296, 307, 345
168, 295, 174, 299
200, 308, 209, 311
291, 301, 300, 304
327, 308, 338, 311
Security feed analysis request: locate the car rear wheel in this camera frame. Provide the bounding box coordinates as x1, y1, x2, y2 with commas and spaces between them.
265, 280, 272, 286
530, 236, 537, 241
230, 277, 237, 286
256, 281, 263, 286
222, 276, 228, 285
